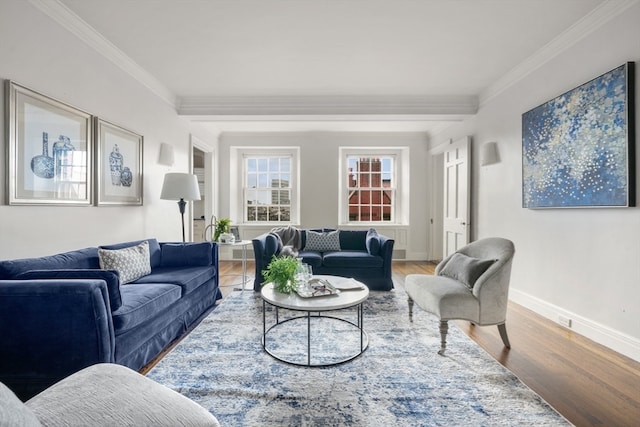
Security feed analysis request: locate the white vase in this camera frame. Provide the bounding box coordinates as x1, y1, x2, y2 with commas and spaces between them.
218, 233, 235, 244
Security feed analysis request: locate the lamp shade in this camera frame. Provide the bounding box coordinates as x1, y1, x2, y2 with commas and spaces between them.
160, 173, 201, 201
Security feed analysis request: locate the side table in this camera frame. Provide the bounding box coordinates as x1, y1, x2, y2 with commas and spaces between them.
218, 240, 252, 291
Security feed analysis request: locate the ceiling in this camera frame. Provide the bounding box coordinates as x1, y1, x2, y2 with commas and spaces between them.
50, 0, 613, 134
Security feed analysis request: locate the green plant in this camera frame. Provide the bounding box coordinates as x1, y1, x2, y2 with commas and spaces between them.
262, 256, 299, 293
212, 217, 231, 242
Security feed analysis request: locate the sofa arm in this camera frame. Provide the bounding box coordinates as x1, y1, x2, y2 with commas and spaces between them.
251, 233, 280, 290
378, 235, 395, 277
0, 279, 115, 400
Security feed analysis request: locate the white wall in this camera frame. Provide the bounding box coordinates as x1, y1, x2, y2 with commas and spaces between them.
0, 1, 213, 258
218, 131, 432, 260
432, 3, 640, 361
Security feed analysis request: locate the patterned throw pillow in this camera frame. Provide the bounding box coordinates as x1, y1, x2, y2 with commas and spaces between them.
99, 240, 152, 285
305, 230, 341, 252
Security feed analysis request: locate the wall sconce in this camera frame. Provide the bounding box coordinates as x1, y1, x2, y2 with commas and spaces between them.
158, 142, 175, 166
481, 141, 500, 166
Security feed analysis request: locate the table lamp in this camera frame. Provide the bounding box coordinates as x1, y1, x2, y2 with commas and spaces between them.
160, 173, 201, 242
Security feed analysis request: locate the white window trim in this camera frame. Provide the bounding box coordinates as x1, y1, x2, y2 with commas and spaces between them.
230, 146, 300, 225
338, 147, 410, 226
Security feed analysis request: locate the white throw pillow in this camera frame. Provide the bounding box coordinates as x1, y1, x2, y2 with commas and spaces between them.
99, 241, 151, 285
305, 230, 341, 252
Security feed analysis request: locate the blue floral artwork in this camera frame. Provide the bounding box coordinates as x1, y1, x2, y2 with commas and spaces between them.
522, 63, 635, 208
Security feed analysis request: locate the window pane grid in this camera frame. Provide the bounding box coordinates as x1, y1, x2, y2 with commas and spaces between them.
244, 156, 291, 223
346, 156, 395, 222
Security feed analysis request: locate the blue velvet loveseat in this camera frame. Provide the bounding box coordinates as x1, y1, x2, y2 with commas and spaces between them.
252, 228, 394, 291
0, 238, 221, 400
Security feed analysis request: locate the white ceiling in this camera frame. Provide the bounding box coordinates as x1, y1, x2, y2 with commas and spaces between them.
48, 0, 618, 134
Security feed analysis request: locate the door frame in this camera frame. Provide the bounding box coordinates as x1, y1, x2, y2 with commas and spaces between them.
190, 134, 216, 241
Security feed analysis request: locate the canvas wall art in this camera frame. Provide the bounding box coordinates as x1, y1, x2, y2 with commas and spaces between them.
522, 62, 635, 208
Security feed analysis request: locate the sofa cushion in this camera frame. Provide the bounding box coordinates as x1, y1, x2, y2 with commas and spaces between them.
100, 238, 162, 269
298, 251, 323, 268
133, 266, 215, 296
15, 269, 122, 312
0, 247, 99, 279
160, 242, 213, 267
439, 252, 495, 289
322, 251, 383, 268
26, 363, 220, 427
339, 230, 367, 251
366, 228, 380, 255
0, 381, 42, 427
112, 283, 182, 334
99, 241, 152, 285
305, 230, 341, 252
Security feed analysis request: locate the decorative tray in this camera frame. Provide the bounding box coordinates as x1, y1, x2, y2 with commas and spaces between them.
295, 278, 341, 298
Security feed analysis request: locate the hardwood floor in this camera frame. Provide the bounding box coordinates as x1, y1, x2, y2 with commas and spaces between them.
162, 260, 640, 426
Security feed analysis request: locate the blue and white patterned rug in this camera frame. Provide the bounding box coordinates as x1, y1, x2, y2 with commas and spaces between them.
148, 288, 570, 426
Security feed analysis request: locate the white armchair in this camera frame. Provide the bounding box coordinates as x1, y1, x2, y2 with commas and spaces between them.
405, 237, 515, 355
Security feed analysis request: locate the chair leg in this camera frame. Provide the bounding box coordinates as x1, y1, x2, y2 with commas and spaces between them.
407, 296, 414, 322
497, 323, 511, 349
438, 320, 448, 356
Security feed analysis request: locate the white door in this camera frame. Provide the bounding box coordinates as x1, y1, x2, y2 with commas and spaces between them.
443, 136, 470, 257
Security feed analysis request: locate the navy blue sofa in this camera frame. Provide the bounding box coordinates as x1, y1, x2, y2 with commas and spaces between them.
0, 238, 220, 400
252, 228, 394, 291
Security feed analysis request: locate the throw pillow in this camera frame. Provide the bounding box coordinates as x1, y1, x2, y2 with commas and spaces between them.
366, 228, 380, 255
304, 230, 341, 252
98, 240, 151, 285
161, 242, 212, 267
439, 252, 495, 290
16, 269, 122, 312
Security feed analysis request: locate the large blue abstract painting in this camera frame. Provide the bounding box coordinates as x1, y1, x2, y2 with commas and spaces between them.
522, 62, 635, 208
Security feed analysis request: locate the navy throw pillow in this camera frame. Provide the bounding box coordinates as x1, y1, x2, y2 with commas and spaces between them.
161, 242, 213, 267
16, 269, 122, 312
366, 228, 380, 255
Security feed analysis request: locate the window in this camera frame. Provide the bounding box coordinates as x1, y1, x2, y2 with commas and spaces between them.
347, 157, 394, 222
231, 147, 299, 224
339, 147, 409, 225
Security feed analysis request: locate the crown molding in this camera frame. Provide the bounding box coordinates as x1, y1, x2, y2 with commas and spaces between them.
177, 95, 478, 117
479, 0, 640, 106
28, 0, 176, 107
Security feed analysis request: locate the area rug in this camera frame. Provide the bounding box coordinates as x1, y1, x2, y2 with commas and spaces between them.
148, 288, 570, 426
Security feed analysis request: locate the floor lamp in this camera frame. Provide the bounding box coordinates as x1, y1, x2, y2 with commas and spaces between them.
160, 173, 201, 242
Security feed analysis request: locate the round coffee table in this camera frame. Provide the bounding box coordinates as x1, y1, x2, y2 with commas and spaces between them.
261, 275, 369, 367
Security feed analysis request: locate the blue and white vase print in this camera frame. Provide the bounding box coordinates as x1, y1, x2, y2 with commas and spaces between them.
109, 144, 123, 186
120, 167, 133, 187
30, 132, 55, 179
52, 135, 75, 180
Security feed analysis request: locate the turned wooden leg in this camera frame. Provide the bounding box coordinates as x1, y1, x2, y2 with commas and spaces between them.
497, 323, 511, 349
438, 320, 448, 356
407, 296, 414, 322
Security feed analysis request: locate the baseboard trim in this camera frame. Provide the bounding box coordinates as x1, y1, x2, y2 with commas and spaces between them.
509, 288, 640, 363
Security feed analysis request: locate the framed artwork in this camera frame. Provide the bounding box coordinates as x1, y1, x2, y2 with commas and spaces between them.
230, 226, 241, 242
5, 80, 93, 205
522, 62, 635, 208
95, 118, 143, 206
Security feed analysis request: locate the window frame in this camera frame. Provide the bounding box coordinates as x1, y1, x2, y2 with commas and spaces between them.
230, 147, 300, 225
338, 147, 410, 226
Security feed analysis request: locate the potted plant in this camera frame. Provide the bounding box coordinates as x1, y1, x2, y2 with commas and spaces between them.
204, 216, 232, 242
262, 256, 299, 294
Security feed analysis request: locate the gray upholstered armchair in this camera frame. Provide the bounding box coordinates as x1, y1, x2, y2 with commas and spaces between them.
404, 237, 515, 355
